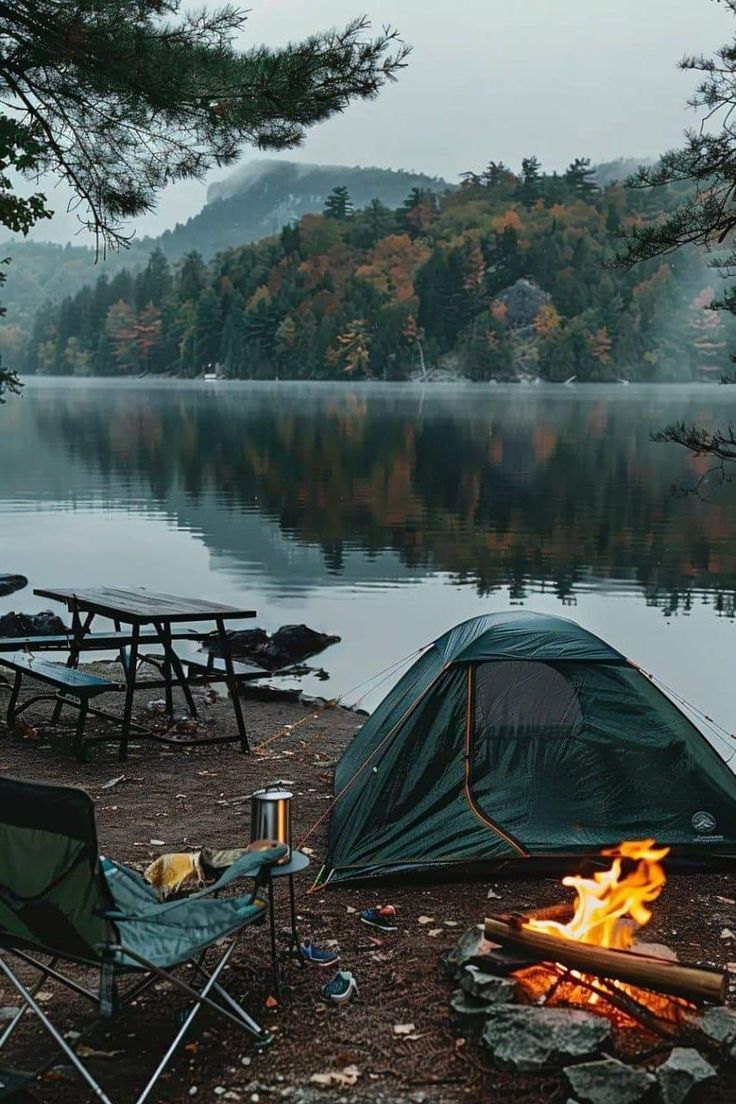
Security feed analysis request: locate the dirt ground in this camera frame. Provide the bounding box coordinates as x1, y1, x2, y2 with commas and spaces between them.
0, 666, 735, 1104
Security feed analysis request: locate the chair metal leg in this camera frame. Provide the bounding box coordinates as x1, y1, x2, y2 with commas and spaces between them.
0, 955, 114, 1104
111, 944, 268, 1039
133, 941, 267, 1104
0, 956, 58, 1050
187, 959, 267, 1038
7, 949, 97, 1005
210, 981, 267, 1038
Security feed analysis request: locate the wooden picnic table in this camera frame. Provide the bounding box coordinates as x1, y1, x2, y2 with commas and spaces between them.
33, 586, 258, 759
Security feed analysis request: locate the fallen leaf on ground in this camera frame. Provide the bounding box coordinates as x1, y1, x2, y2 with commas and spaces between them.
76, 1045, 123, 1059
721, 928, 735, 940
417, 916, 434, 925
427, 929, 443, 937
310, 1065, 361, 1088
149, 839, 166, 846
265, 995, 279, 1009
393, 1023, 416, 1035
13, 720, 39, 740
101, 775, 126, 789
487, 888, 501, 899
717, 896, 736, 906
444, 920, 459, 927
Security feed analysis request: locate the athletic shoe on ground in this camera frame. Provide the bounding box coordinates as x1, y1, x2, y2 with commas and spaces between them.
359, 905, 397, 932
300, 939, 339, 967
321, 969, 358, 1003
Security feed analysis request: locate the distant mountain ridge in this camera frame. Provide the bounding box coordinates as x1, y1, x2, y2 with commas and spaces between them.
154, 160, 451, 260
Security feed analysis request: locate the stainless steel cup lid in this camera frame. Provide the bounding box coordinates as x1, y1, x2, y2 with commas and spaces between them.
251, 786, 293, 801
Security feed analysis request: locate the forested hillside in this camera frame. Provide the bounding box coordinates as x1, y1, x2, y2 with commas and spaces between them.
21, 158, 731, 382
0, 161, 449, 347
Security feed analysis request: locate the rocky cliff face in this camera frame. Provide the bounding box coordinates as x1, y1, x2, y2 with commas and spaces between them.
496, 278, 551, 330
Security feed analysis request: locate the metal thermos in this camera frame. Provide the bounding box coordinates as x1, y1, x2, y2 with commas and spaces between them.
250, 784, 293, 862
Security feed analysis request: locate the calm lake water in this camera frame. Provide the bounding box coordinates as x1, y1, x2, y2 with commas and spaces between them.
2, 378, 736, 753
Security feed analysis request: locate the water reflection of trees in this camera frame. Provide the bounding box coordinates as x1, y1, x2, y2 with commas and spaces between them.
32, 388, 736, 612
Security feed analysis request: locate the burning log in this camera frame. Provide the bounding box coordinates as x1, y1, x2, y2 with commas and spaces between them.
483, 916, 726, 1006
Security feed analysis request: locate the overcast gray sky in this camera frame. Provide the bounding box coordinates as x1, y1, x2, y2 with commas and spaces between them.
31, 0, 736, 243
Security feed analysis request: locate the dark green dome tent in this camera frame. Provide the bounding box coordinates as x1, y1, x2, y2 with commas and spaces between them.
324, 612, 736, 885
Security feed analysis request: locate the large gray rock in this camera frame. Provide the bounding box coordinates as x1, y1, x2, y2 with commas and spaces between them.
0, 575, 27, 597
0, 610, 69, 637
565, 1057, 655, 1104
442, 926, 494, 980
460, 965, 518, 1004
656, 1048, 717, 1104
697, 1005, 736, 1049
481, 1006, 611, 1072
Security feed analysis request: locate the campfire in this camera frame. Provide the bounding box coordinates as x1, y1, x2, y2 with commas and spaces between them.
484, 840, 727, 1035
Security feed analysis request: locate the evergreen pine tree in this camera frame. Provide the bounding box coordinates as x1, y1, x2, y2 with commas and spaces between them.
323, 186, 353, 220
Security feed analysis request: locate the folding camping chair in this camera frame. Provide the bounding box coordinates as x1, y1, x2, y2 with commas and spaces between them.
0, 776, 286, 1104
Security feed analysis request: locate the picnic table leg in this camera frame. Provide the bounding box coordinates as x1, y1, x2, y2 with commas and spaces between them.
6, 671, 21, 728
161, 626, 174, 717
115, 619, 129, 679
119, 624, 139, 762
216, 617, 249, 754
51, 608, 93, 723
73, 699, 89, 762
155, 621, 198, 720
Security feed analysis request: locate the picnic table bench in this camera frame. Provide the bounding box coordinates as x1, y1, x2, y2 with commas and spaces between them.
0, 629, 208, 652
0, 652, 120, 759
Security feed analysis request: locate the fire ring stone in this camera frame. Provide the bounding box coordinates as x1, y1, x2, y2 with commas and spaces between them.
481, 1005, 611, 1071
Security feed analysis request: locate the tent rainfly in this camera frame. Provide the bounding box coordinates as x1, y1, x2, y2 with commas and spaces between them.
323, 612, 736, 885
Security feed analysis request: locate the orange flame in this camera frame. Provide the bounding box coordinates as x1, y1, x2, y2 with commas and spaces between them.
513, 841, 690, 1025
525, 840, 670, 949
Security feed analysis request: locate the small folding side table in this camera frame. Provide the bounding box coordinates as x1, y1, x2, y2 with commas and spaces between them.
266, 849, 310, 996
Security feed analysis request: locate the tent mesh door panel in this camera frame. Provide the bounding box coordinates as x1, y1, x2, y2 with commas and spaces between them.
470, 660, 736, 851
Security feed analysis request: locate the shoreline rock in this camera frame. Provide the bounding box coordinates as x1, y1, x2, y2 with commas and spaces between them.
0, 575, 28, 598
206, 624, 340, 670
0, 610, 69, 637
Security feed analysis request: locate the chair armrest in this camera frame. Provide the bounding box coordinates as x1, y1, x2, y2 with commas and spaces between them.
187, 844, 288, 902
100, 844, 288, 920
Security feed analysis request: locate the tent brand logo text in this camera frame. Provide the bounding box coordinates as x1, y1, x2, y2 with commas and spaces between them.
692, 811, 717, 834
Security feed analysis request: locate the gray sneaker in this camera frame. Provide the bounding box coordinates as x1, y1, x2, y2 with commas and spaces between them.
321, 969, 358, 1004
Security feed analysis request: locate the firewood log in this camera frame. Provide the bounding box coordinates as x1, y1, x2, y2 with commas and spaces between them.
484, 916, 726, 1005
